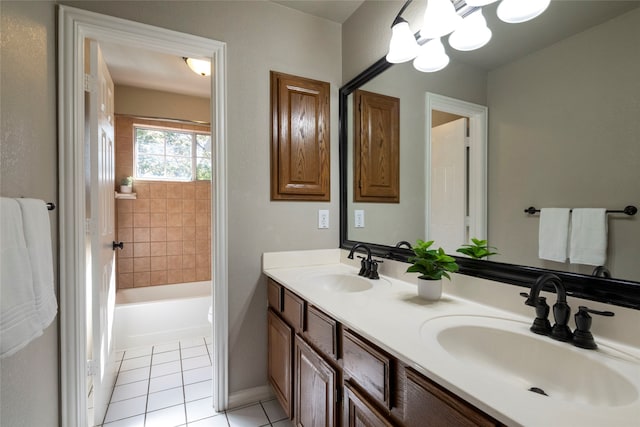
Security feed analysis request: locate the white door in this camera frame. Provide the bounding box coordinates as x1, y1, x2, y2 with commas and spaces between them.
87, 39, 117, 425
430, 118, 467, 254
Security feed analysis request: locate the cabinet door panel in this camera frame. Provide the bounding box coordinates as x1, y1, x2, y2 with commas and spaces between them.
305, 305, 338, 360
344, 382, 394, 427
268, 309, 293, 418
295, 335, 337, 427
283, 288, 305, 332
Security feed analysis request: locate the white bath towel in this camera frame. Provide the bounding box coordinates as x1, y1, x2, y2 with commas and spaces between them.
15, 198, 57, 329
0, 198, 42, 358
538, 208, 570, 262
570, 208, 607, 266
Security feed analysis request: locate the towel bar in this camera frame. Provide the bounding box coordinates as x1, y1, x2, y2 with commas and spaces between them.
524, 206, 637, 216
46, 202, 55, 211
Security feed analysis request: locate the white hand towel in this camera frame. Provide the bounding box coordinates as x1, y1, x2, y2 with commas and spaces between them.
538, 208, 570, 262
15, 198, 58, 329
0, 198, 42, 358
570, 208, 607, 266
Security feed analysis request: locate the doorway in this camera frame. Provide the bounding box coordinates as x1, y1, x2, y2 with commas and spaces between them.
58, 6, 228, 426
425, 92, 488, 247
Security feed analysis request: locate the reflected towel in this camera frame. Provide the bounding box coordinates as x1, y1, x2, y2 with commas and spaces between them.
538, 208, 570, 262
15, 198, 57, 329
570, 208, 607, 266
0, 198, 42, 358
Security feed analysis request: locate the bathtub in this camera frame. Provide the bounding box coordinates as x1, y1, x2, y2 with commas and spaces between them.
113, 281, 212, 350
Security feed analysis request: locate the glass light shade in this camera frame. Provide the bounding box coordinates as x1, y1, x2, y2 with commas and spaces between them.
420, 0, 463, 39
413, 38, 450, 73
386, 20, 419, 63
184, 57, 211, 76
497, 0, 551, 24
449, 10, 492, 51
464, 0, 499, 6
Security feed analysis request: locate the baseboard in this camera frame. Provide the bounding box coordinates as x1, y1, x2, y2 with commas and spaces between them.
227, 384, 275, 410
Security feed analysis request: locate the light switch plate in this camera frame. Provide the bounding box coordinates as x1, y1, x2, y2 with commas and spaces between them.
355, 210, 365, 228
318, 210, 329, 229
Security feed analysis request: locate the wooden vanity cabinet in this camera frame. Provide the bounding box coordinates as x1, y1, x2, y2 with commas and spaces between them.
267, 278, 502, 427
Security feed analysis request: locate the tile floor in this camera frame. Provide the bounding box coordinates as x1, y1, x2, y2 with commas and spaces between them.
94, 337, 293, 427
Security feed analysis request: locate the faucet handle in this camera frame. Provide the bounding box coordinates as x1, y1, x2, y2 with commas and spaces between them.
521, 292, 552, 335
356, 256, 368, 276
573, 306, 614, 350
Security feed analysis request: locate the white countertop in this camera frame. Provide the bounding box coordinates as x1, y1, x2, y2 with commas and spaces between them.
263, 250, 640, 427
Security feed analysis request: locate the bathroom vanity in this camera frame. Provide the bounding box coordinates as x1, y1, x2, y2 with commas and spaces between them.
263, 250, 640, 427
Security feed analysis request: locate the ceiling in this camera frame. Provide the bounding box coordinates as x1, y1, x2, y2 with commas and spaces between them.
99, 1, 639, 99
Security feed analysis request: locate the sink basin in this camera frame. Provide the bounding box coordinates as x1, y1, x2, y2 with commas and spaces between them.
305, 273, 389, 293
420, 315, 639, 407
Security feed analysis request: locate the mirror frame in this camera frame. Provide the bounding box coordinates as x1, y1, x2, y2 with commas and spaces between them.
339, 58, 640, 310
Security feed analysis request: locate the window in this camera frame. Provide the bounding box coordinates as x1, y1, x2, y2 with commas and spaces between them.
134, 125, 212, 181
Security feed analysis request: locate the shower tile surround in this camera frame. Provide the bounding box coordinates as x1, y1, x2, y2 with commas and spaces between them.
115, 116, 211, 289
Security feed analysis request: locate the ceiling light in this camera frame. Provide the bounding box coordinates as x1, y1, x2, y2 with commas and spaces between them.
449, 9, 492, 51
420, 0, 463, 39
413, 38, 450, 73
183, 57, 211, 76
497, 0, 551, 24
386, 18, 420, 63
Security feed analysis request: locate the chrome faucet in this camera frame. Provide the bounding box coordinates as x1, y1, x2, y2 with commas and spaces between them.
347, 243, 381, 279
524, 273, 573, 342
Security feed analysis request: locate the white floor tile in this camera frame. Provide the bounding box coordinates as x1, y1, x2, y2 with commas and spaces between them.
183, 366, 212, 385
123, 346, 152, 360
187, 414, 229, 427
149, 372, 183, 393
151, 360, 182, 378
120, 355, 152, 372
147, 387, 185, 412
184, 380, 212, 402
110, 380, 149, 403
102, 414, 145, 427
180, 337, 206, 349
103, 395, 146, 423
154, 341, 180, 354
271, 419, 294, 427
116, 367, 150, 386
185, 397, 220, 423
145, 404, 187, 427
182, 355, 211, 371
261, 399, 287, 423
153, 350, 181, 365
181, 345, 208, 360
226, 404, 269, 427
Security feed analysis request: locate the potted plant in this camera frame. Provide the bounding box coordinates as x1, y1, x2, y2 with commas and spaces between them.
456, 238, 498, 259
120, 176, 134, 193
407, 239, 459, 300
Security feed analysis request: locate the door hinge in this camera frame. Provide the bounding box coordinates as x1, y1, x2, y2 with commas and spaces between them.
87, 359, 98, 376
84, 73, 95, 92
85, 218, 92, 234
465, 136, 471, 148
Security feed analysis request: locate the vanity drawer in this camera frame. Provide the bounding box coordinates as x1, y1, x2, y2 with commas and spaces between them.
343, 329, 392, 410
282, 288, 305, 332
304, 305, 339, 360
267, 279, 281, 311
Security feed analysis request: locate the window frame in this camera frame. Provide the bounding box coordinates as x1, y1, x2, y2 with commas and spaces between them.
133, 123, 212, 182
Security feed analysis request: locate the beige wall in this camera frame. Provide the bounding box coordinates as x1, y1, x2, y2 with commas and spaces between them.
0, 2, 59, 426
487, 8, 640, 279
1, 0, 341, 421
115, 85, 210, 123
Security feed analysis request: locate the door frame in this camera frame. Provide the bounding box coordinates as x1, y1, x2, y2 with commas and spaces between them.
425, 92, 488, 244
58, 6, 228, 425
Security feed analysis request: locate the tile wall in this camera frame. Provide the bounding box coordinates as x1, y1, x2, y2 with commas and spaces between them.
115, 116, 211, 289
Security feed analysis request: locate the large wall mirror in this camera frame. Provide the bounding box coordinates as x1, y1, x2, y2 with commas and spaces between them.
339, 1, 640, 309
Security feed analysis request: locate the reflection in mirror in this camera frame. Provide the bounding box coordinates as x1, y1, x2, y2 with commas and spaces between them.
341, 2, 640, 285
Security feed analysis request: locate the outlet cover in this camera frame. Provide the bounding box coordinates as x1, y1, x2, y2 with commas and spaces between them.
355, 210, 365, 228
318, 210, 329, 229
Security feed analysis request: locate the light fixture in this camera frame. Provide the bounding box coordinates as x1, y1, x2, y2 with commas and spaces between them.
413, 38, 450, 73
420, 0, 463, 40
183, 57, 211, 76
386, 0, 551, 74
497, 0, 551, 24
386, 17, 420, 63
449, 9, 492, 52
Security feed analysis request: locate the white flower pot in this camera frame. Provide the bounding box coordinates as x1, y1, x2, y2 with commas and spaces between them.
120, 185, 132, 194
417, 278, 443, 301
